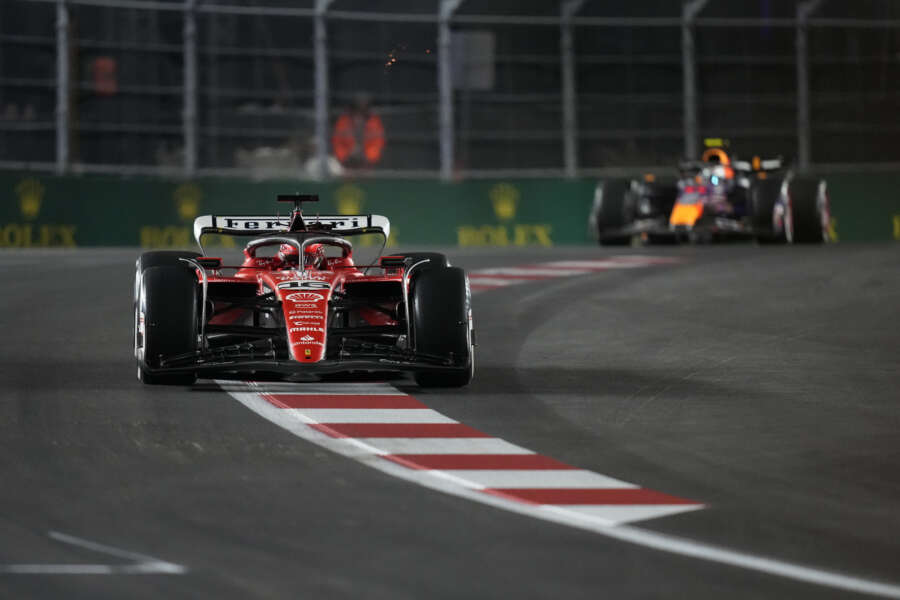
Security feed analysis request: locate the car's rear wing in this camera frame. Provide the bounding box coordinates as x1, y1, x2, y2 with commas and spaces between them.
192, 214, 390, 246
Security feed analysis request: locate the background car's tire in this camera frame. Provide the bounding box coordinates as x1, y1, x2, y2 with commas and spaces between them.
591, 179, 633, 246
136, 265, 199, 385
790, 178, 830, 244
750, 177, 791, 244
410, 266, 473, 388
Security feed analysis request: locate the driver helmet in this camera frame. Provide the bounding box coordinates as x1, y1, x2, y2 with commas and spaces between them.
277, 243, 300, 267
304, 243, 326, 269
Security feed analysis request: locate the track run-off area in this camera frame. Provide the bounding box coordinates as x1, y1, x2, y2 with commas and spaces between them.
1, 244, 899, 599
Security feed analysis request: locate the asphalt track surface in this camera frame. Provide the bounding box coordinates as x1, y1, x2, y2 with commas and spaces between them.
1, 243, 898, 599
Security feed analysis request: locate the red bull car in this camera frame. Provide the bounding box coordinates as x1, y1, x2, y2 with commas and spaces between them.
589, 143, 831, 245
133, 194, 474, 387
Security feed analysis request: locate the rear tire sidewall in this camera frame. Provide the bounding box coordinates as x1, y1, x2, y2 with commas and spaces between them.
790, 178, 829, 244
592, 179, 633, 246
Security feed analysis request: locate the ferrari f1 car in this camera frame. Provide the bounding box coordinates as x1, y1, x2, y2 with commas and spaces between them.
589, 141, 831, 245
133, 194, 474, 387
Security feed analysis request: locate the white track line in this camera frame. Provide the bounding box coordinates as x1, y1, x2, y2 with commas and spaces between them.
0, 531, 186, 575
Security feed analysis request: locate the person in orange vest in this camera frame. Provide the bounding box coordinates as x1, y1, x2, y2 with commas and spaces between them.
331, 95, 385, 168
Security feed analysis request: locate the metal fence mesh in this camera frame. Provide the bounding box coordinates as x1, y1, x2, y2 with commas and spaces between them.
1, 0, 899, 178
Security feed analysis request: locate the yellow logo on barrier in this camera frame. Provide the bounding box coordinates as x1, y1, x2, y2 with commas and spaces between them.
893, 215, 900, 241
490, 183, 519, 221
174, 183, 202, 221
16, 178, 44, 220
336, 184, 364, 215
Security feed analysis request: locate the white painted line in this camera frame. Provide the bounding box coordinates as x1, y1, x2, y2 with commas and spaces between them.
362, 437, 534, 455
466, 277, 522, 287
471, 268, 589, 277
223, 380, 900, 599
218, 381, 400, 395
542, 260, 646, 269
435, 469, 638, 489
0, 531, 186, 575
291, 408, 457, 424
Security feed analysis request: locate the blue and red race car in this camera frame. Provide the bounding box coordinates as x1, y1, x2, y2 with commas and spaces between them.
589, 140, 831, 245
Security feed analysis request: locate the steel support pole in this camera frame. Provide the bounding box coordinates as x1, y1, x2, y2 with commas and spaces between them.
183, 0, 197, 176
313, 0, 334, 180
55, 0, 69, 175
560, 0, 584, 178
681, 0, 708, 160
438, 0, 462, 181
796, 0, 823, 172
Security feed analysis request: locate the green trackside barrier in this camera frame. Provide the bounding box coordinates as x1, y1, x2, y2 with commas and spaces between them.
0, 170, 898, 247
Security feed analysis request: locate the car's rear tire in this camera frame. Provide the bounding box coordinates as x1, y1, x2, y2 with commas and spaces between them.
750, 177, 791, 244
592, 179, 633, 246
136, 265, 199, 385
790, 178, 830, 244
410, 266, 473, 388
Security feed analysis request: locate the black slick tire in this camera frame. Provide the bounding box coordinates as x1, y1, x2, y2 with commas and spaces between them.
593, 179, 632, 246
790, 178, 830, 244
136, 265, 199, 385
410, 266, 473, 388
750, 177, 790, 244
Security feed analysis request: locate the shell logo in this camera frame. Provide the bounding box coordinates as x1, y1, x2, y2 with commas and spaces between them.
286, 292, 324, 302
490, 183, 519, 221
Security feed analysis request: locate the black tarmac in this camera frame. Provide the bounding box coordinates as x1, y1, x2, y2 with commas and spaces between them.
0, 244, 898, 599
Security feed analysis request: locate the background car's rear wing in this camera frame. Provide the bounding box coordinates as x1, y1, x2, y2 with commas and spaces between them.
192, 214, 390, 246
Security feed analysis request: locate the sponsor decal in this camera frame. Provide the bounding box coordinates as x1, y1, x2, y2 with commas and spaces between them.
291, 340, 324, 347
222, 217, 290, 230
285, 292, 324, 302
174, 183, 201, 221
456, 224, 552, 247
220, 216, 364, 231
288, 305, 318, 311
301, 273, 330, 281
289, 327, 324, 333
278, 281, 330, 290
290, 321, 324, 328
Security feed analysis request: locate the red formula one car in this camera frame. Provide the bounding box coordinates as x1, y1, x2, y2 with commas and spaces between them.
133, 195, 474, 387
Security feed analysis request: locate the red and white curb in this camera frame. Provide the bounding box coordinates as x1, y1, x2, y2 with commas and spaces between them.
468, 255, 681, 292
221, 381, 702, 526
220, 381, 900, 598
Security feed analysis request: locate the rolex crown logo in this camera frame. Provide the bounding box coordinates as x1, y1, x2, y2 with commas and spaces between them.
336, 184, 364, 215
490, 183, 519, 221
174, 183, 202, 221
16, 178, 45, 221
